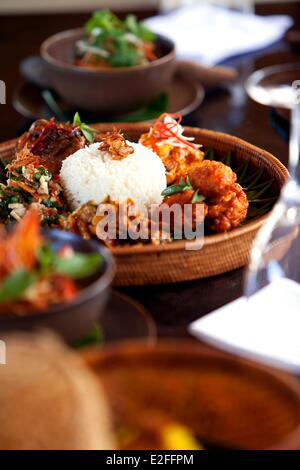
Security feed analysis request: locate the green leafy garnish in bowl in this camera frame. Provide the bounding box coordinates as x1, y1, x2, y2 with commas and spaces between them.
75, 9, 157, 69
0, 209, 103, 314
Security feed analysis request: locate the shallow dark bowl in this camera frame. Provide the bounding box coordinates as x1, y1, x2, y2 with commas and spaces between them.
41, 28, 176, 113
0, 230, 115, 344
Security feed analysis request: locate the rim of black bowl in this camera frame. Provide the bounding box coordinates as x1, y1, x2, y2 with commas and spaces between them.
41, 28, 176, 73
0, 229, 115, 323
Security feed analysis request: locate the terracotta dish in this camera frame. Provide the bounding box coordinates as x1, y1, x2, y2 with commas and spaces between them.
41, 29, 235, 113
41, 29, 176, 113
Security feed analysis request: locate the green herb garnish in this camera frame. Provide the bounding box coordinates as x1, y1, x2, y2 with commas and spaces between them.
162, 176, 193, 197
38, 244, 103, 280
0, 249, 103, 304
192, 190, 206, 204
79, 9, 156, 68
0, 270, 36, 302
54, 252, 103, 280
73, 322, 103, 349
37, 244, 56, 272
125, 14, 155, 42
162, 177, 206, 203
73, 112, 97, 143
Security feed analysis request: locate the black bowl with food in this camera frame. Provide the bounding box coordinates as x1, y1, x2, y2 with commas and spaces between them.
0, 211, 115, 344
41, 10, 176, 113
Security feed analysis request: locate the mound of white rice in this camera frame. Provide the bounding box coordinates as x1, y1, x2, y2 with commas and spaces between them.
60, 141, 167, 210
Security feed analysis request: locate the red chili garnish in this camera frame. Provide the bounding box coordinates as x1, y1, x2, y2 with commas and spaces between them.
152, 113, 198, 150
30, 117, 56, 154
59, 276, 78, 301
52, 191, 61, 205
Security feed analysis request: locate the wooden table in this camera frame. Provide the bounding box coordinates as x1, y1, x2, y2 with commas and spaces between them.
1, 2, 300, 339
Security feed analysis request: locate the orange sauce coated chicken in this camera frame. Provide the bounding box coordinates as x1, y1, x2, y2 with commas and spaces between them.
189, 161, 249, 233
140, 114, 204, 185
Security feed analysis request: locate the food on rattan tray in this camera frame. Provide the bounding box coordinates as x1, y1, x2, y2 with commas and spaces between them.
0, 113, 288, 284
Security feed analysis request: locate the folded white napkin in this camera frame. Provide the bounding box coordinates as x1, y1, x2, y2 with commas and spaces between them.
145, 4, 293, 65
189, 278, 300, 373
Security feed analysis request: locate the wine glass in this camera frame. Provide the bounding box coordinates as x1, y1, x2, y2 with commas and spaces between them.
244, 63, 300, 298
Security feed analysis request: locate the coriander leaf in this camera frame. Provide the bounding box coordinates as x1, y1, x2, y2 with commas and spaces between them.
83, 10, 156, 69
138, 23, 156, 42
125, 14, 139, 36
109, 37, 141, 67
54, 253, 103, 280
85, 9, 123, 35
125, 15, 155, 42
0, 270, 36, 302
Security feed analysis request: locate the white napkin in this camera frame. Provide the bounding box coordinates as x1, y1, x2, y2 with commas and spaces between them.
189, 278, 300, 373
145, 4, 293, 65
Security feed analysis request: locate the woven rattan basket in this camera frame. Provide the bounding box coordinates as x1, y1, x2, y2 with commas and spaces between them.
82, 340, 300, 450
0, 125, 288, 286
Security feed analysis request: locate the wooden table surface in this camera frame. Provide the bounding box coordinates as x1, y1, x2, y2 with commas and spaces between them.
1, 2, 300, 339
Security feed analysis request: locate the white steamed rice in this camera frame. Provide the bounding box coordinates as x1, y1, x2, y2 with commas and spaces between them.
60, 141, 167, 210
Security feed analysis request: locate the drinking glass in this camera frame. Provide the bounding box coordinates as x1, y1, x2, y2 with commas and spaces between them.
244, 63, 300, 297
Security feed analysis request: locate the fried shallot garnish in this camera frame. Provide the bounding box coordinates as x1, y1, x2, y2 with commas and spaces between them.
98, 130, 134, 160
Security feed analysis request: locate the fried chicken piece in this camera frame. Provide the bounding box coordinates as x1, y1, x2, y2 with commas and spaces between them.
188, 160, 237, 199
188, 160, 248, 233
16, 118, 86, 174
206, 184, 249, 233
162, 189, 208, 234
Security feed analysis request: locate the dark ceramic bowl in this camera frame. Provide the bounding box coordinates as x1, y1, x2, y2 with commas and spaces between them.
41, 28, 176, 113
0, 230, 115, 344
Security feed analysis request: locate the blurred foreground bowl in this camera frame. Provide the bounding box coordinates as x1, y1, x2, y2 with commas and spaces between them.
83, 340, 300, 450
0, 230, 115, 344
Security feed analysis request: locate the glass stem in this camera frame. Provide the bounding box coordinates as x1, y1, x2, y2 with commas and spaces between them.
288, 102, 300, 184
